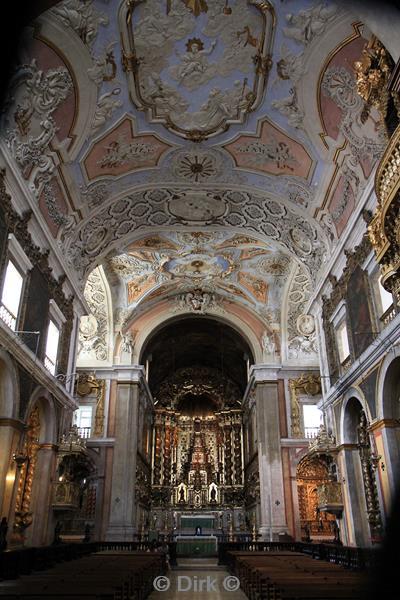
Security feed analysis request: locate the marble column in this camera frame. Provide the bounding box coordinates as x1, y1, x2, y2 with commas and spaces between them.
252, 366, 288, 540
103, 366, 145, 541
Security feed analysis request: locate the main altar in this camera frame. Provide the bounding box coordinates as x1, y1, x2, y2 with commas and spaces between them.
148, 367, 250, 549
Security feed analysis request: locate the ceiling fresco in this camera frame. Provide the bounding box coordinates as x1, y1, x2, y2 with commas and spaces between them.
119, 0, 275, 139
104, 230, 291, 315
0, 0, 389, 367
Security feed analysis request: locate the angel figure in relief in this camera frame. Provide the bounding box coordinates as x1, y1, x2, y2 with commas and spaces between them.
173, 37, 217, 85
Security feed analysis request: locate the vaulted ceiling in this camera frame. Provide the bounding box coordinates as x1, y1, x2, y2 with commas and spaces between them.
0, 0, 390, 367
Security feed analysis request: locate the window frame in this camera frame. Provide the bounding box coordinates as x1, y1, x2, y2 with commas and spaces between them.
329, 299, 351, 367
44, 299, 66, 376
0, 234, 32, 331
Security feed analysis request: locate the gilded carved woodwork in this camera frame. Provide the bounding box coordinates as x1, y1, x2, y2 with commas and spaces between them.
364, 46, 400, 303
296, 454, 336, 536
289, 373, 321, 438
14, 406, 41, 535
354, 36, 393, 126
154, 366, 241, 409
369, 122, 400, 303
52, 426, 94, 511
357, 410, 382, 534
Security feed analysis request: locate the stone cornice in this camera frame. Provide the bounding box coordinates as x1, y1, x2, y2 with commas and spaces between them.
0, 319, 78, 411
369, 418, 400, 431
86, 438, 115, 448
93, 364, 153, 404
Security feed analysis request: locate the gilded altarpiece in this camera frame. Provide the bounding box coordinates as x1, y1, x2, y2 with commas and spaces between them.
151, 367, 245, 529
296, 455, 335, 538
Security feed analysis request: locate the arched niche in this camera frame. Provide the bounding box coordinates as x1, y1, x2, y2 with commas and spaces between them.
24, 388, 57, 445
376, 352, 400, 498
340, 388, 371, 445
377, 353, 400, 421
340, 394, 381, 546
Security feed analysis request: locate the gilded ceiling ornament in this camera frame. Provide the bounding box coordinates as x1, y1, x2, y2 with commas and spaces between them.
119, 0, 275, 139
354, 36, 393, 126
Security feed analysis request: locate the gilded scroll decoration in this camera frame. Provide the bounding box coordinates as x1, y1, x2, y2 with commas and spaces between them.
14, 406, 41, 536
357, 410, 382, 534
354, 36, 393, 126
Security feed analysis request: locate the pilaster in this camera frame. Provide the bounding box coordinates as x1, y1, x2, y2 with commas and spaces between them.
251, 365, 288, 540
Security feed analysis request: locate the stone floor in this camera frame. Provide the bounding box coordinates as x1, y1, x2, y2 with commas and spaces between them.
148, 558, 248, 599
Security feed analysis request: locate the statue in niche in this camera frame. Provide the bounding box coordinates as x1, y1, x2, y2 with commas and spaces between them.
178, 483, 187, 503
209, 482, 218, 503
261, 330, 275, 359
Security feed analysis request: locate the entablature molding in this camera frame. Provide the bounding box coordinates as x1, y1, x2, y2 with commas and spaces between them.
93, 364, 153, 403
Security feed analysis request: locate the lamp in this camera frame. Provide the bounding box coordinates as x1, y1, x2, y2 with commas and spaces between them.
12, 451, 28, 468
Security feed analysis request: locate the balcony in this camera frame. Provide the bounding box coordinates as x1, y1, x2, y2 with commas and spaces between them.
0, 302, 16, 330
77, 427, 92, 439
304, 427, 319, 439
380, 304, 396, 327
